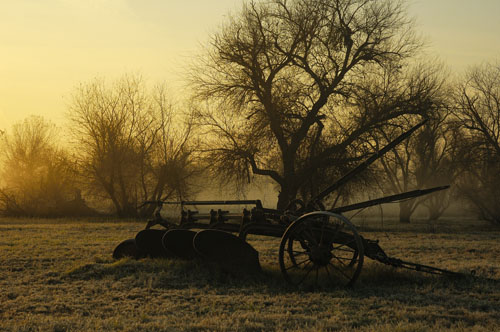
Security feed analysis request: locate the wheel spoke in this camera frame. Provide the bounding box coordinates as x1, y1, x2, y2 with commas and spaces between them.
333, 239, 356, 250
285, 257, 311, 270
292, 250, 311, 256
296, 262, 315, 285
329, 222, 344, 244
330, 255, 356, 262
333, 246, 357, 253
315, 266, 319, 286
319, 218, 327, 245
332, 254, 348, 268
303, 227, 318, 245
324, 265, 336, 284
329, 262, 352, 282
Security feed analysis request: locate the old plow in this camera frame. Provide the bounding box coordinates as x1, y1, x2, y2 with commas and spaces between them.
113, 119, 466, 287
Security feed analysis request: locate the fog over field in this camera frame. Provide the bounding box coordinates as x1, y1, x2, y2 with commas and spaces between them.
0, 218, 498, 331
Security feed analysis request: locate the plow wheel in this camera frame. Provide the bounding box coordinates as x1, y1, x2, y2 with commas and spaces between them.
279, 211, 364, 288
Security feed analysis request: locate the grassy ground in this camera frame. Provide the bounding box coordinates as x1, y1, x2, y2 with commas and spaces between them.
0, 217, 498, 331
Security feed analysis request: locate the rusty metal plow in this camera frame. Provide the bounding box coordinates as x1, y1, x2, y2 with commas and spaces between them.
113, 120, 478, 288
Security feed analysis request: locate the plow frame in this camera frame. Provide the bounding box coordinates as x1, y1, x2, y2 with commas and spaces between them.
115, 119, 468, 287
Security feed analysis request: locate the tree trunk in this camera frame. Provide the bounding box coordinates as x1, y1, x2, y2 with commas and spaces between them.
399, 200, 413, 223
121, 203, 138, 218
427, 202, 443, 221
276, 182, 298, 211
428, 210, 441, 221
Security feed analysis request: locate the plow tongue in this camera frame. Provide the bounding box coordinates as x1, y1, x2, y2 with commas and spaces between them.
162, 229, 198, 260
193, 230, 262, 274
135, 229, 174, 258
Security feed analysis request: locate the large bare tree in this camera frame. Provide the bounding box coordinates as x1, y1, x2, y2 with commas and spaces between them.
190, 0, 428, 209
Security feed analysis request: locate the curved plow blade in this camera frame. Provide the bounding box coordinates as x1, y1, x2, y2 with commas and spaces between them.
113, 238, 146, 260
135, 229, 174, 258
162, 229, 198, 260
193, 230, 262, 274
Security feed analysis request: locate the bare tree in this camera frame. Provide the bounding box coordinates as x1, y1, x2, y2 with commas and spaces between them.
68, 75, 197, 217
453, 61, 500, 224
0, 116, 76, 216
351, 60, 456, 223
373, 110, 459, 222
136, 86, 200, 217
415, 117, 461, 221
190, 0, 426, 209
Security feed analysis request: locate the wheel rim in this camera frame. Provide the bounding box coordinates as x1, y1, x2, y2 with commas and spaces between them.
279, 211, 364, 288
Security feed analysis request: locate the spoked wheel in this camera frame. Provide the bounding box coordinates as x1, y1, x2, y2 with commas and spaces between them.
285, 200, 326, 267
279, 211, 364, 288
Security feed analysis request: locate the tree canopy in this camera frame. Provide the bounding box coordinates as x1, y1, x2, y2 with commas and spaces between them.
190, 0, 435, 209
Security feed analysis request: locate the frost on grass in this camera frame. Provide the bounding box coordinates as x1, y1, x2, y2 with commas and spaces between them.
0, 219, 498, 331
63, 257, 270, 290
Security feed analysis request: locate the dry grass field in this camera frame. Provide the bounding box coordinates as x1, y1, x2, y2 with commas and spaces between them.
0, 217, 498, 331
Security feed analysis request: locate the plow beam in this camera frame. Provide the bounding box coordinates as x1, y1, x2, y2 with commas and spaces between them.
311, 119, 428, 203
375, 254, 469, 278
330, 185, 450, 214
141, 200, 263, 208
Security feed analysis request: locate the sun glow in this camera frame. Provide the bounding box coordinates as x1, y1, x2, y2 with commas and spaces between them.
1, 0, 499, 130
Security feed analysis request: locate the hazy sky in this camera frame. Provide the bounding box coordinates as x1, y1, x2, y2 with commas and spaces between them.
1, 0, 500, 130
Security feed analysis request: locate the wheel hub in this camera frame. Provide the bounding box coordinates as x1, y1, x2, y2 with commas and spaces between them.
309, 245, 332, 266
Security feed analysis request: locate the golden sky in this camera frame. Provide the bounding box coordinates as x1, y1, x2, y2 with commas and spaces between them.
1, 0, 499, 130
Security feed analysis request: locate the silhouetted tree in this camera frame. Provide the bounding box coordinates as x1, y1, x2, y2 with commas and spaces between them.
68, 75, 198, 217
362, 61, 459, 223
0, 116, 77, 216
415, 117, 461, 221
374, 112, 460, 223
453, 62, 500, 224
190, 0, 428, 209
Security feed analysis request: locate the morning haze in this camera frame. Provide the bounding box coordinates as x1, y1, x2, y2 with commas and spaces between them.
1, 0, 499, 129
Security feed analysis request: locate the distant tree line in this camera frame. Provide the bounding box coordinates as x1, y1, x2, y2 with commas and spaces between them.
0, 117, 78, 217
0, 0, 499, 224
0, 77, 199, 218
67, 76, 200, 217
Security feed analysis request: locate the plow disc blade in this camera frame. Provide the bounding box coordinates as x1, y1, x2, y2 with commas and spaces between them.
113, 238, 146, 259
135, 229, 173, 258
193, 230, 262, 274
162, 229, 198, 260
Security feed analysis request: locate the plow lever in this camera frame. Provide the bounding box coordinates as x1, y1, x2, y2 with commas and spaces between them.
311, 118, 428, 203
330, 185, 450, 214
